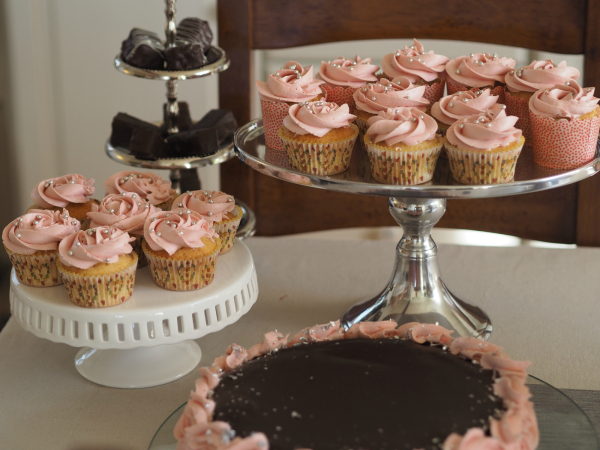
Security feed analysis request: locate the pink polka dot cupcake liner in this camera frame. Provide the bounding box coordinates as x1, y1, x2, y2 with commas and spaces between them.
505, 91, 533, 144
529, 110, 600, 169
421, 80, 445, 105
447, 82, 506, 105
260, 100, 290, 151
322, 85, 358, 112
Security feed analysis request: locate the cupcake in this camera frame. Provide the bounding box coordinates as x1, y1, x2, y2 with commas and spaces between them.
3, 209, 80, 287
87, 192, 159, 267
364, 107, 444, 185
528, 81, 600, 169
171, 190, 242, 255
256, 61, 326, 150
317, 55, 379, 112
104, 170, 176, 211
30, 174, 97, 229
143, 210, 221, 291
445, 109, 525, 184
278, 101, 358, 175
57, 227, 138, 308
381, 39, 449, 104
353, 76, 429, 134
445, 53, 516, 103
505, 60, 580, 143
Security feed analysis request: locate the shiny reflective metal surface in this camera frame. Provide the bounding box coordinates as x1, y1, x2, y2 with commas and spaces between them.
235, 198, 257, 241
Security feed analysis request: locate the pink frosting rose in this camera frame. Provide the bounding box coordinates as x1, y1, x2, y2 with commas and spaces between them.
3, 209, 80, 255
247, 331, 289, 360
446, 53, 516, 88
172, 190, 236, 223
382, 39, 449, 83
87, 193, 159, 235
529, 81, 599, 119
31, 174, 95, 208
58, 227, 134, 270
354, 76, 429, 114
395, 322, 453, 345
344, 320, 397, 339
212, 344, 249, 373
143, 210, 218, 256
446, 109, 522, 151
317, 55, 379, 88
288, 321, 344, 346
282, 101, 356, 137
366, 107, 438, 146
256, 61, 325, 103
505, 60, 580, 93
104, 170, 175, 206
431, 89, 504, 125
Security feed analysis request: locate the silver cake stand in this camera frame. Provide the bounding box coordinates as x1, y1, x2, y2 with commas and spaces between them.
235, 118, 600, 339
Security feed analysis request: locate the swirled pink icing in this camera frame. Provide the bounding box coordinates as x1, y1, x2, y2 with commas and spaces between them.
87, 193, 159, 235
395, 322, 453, 345
446, 110, 522, 151
143, 210, 218, 256
104, 171, 175, 206
256, 61, 325, 103
282, 102, 356, 137
366, 107, 438, 146
382, 39, 449, 83
505, 60, 580, 93
354, 77, 429, 114
58, 227, 134, 269
288, 320, 344, 345
317, 55, 379, 88
431, 89, 503, 125
446, 53, 516, 88
247, 331, 289, 360
31, 174, 95, 208
3, 209, 81, 255
171, 190, 236, 223
345, 320, 398, 339
528, 81, 599, 119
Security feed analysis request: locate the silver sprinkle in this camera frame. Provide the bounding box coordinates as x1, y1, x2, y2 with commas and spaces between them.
486, 123, 491, 127
171, 224, 176, 228
156, 232, 162, 237
33, 220, 38, 225
449, 102, 454, 107
419, 114, 424, 119
470, 53, 475, 57
103, 229, 109, 233
289, 64, 296, 70
191, 221, 197, 225
36, 215, 41, 220
459, 124, 464, 128
362, 87, 367, 92
186, 209, 191, 214
109, 209, 114, 214
371, 96, 377, 101
165, 221, 170, 225
463, 98, 468, 102
501, 105, 506, 109
127, 205, 132, 209
131, 194, 137, 199
395, 51, 400, 57
565, 81, 570, 86
105, 258, 110, 263
178, 203, 183, 207
68, 250, 73, 256
16, 233, 21, 238
228, 198, 233, 202
394, 108, 400, 114
411, 117, 417, 122
208, 211, 213, 216
408, 58, 413, 62
75, 242, 80, 246
178, 211, 183, 215
121, 192, 126, 196
179, 231, 183, 235
209, 199, 214, 204
152, 217, 157, 221
73, 220, 77, 225
165, 213, 170, 217
455, 69, 460, 74
13, 221, 17, 226
18, 218, 22, 222
69, 180, 75, 184
145, 204, 149, 209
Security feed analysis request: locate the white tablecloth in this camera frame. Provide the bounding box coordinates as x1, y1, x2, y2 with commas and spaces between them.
1, 236, 599, 449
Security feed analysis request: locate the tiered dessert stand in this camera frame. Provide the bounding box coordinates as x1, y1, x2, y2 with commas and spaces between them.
235, 118, 600, 340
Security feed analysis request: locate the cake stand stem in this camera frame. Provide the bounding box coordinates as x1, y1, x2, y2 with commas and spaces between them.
341, 197, 492, 340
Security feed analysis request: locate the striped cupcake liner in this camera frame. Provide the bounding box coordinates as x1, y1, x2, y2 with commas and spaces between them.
214, 206, 242, 255
6, 248, 62, 287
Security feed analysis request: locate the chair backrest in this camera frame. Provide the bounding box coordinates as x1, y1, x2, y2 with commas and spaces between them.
218, 0, 600, 245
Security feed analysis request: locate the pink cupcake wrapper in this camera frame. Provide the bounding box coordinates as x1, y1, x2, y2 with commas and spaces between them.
261, 100, 290, 151
421, 80, 446, 105
447, 81, 505, 105
322, 85, 358, 112
505, 91, 533, 144
6, 249, 62, 287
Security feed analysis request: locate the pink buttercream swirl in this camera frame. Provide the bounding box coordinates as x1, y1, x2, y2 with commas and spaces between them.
257, 61, 325, 103
104, 170, 175, 206
171, 190, 236, 224
354, 76, 429, 114
382, 39, 449, 83
87, 193, 159, 235
431, 89, 503, 125
31, 174, 95, 208
505, 60, 580, 93
396, 322, 454, 345
446, 53, 516, 88
446, 109, 522, 151
366, 107, 438, 146
288, 320, 344, 345
3, 209, 80, 255
529, 81, 599, 119
58, 227, 134, 269
317, 55, 379, 88
282, 102, 356, 138
143, 210, 218, 256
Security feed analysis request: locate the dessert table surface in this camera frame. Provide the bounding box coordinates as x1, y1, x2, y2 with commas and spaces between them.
1, 233, 599, 449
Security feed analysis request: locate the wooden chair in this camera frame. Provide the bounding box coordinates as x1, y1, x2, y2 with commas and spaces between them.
217, 0, 600, 245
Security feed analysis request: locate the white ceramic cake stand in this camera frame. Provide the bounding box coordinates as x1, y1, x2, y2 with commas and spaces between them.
8, 241, 258, 389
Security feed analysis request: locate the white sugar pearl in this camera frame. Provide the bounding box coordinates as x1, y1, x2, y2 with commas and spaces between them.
68, 251, 73, 256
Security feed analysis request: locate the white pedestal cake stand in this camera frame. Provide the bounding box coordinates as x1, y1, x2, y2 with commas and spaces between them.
9, 241, 258, 388
235, 118, 600, 340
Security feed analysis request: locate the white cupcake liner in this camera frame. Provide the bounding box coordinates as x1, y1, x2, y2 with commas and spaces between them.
213, 206, 242, 254
6, 249, 62, 287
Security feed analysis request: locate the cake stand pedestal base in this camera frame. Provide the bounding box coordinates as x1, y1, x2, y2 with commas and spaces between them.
74, 340, 201, 389
341, 197, 492, 340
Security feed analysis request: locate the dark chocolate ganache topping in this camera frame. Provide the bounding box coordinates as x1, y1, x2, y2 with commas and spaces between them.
212, 338, 504, 450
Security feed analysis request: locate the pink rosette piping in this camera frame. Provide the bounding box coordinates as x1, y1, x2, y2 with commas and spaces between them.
529, 81, 599, 119
354, 76, 429, 114
396, 322, 454, 345
366, 107, 438, 146
247, 331, 289, 360
446, 53, 516, 88
317, 55, 379, 89
213, 344, 249, 372
344, 320, 398, 339
505, 60, 580, 93
431, 89, 502, 126
58, 227, 134, 269
143, 210, 218, 256
87, 193, 159, 235
446, 110, 522, 151
382, 39, 449, 83
282, 102, 356, 138
257, 61, 325, 103
287, 320, 344, 346
449, 337, 505, 361
172, 190, 235, 224
103, 170, 175, 206
31, 174, 95, 208
3, 209, 81, 255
